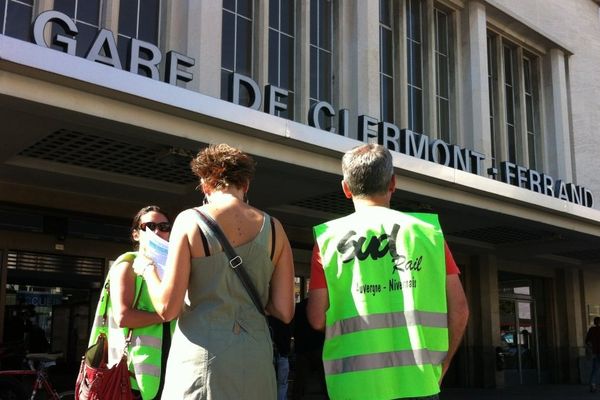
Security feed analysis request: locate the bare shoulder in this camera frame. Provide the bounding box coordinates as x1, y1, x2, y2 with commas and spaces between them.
269, 215, 281, 231
269, 215, 288, 237
109, 259, 133, 283
241, 204, 263, 219
174, 208, 202, 229
177, 208, 200, 220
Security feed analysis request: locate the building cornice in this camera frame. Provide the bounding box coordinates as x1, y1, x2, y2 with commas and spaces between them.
483, 0, 574, 56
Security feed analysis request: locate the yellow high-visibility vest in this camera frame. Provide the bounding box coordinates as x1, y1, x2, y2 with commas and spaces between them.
89, 252, 174, 400
315, 208, 448, 400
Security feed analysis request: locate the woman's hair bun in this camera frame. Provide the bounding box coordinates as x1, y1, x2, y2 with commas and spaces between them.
190, 143, 255, 190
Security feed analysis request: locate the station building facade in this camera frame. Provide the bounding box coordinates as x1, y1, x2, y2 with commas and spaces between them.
1, 0, 600, 389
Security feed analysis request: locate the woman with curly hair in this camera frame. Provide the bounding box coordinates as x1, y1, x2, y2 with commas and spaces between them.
135, 144, 295, 399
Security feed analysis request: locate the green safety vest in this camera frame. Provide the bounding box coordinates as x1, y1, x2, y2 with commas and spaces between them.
314, 207, 448, 400
89, 252, 174, 400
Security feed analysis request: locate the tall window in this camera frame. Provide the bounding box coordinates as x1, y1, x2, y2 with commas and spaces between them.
53, 0, 103, 57
309, 0, 333, 108
379, 0, 394, 124
523, 56, 539, 170
434, 8, 450, 142
221, 0, 253, 103
406, 0, 423, 134
488, 33, 542, 170
487, 34, 498, 169
503, 45, 517, 163
268, 0, 295, 120
0, 0, 33, 42
117, 0, 161, 73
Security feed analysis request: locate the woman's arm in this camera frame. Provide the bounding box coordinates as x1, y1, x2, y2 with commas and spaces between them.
109, 260, 163, 329
138, 210, 193, 321
265, 217, 295, 323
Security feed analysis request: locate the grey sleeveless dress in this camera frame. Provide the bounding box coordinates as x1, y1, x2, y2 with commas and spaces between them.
160, 211, 277, 399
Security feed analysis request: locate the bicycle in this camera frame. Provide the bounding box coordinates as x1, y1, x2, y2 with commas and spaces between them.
0, 352, 74, 399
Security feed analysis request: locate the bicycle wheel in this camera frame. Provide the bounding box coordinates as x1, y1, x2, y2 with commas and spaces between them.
0, 376, 27, 400
56, 390, 74, 400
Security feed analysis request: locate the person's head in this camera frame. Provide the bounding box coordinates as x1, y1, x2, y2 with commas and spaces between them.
130, 205, 171, 244
190, 143, 256, 196
594, 317, 600, 326
341, 143, 394, 199
25, 304, 36, 321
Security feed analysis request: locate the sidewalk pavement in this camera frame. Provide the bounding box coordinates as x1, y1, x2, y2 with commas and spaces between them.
441, 384, 598, 400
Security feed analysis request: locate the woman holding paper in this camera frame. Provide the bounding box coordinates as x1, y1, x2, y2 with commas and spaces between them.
134, 144, 295, 399
89, 205, 174, 400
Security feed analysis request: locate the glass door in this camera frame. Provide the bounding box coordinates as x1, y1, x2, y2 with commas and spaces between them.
499, 298, 540, 384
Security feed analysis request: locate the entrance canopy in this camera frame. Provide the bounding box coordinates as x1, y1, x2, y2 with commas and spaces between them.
2, 35, 600, 268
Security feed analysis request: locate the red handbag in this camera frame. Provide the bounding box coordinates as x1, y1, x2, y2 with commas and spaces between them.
75, 333, 132, 400
75, 277, 142, 400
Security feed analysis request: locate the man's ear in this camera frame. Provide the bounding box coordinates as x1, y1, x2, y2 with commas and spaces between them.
388, 175, 396, 193
341, 180, 353, 199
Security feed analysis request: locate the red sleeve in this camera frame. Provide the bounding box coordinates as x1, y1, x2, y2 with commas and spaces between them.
310, 241, 459, 287
445, 241, 460, 275
309, 243, 327, 290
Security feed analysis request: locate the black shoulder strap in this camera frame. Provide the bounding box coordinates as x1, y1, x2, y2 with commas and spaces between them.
270, 216, 276, 261
194, 208, 266, 316
192, 208, 211, 256
199, 226, 211, 257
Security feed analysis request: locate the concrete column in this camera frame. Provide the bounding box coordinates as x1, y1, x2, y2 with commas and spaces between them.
36, 0, 53, 13
161, 2, 188, 57
295, 1, 310, 124
357, 0, 381, 119
423, 0, 436, 138
493, 36, 508, 165
161, 2, 191, 87
451, 9, 464, 145
104, 0, 119, 35
464, 254, 503, 388
254, 1, 269, 92
543, 49, 573, 179
186, 1, 222, 97
555, 268, 585, 383
37, 0, 55, 45
337, 0, 380, 139
460, 1, 491, 160
395, 1, 408, 130
515, 47, 528, 165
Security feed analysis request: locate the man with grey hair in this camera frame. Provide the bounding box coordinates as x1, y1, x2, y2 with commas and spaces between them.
307, 143, 469, 400
341, 142, 394, 197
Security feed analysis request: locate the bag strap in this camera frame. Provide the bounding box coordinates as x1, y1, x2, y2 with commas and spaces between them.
100, 264, 145, 341
125, 280, 144, 341
194, 208, 266, 316
270, 217, 276, 261
98, 278, 111, 324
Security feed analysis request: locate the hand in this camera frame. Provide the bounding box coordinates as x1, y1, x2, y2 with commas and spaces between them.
132, 254, 155, 276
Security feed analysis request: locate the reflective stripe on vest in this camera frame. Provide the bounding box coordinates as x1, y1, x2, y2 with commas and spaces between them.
323, 348, 448, 375
124, 283, 164, 400
326, 310, 448, 340
131, 334, 162, 349
315, 209, 448, 400
92, 315, 106, 328
132, 362, 161, 377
